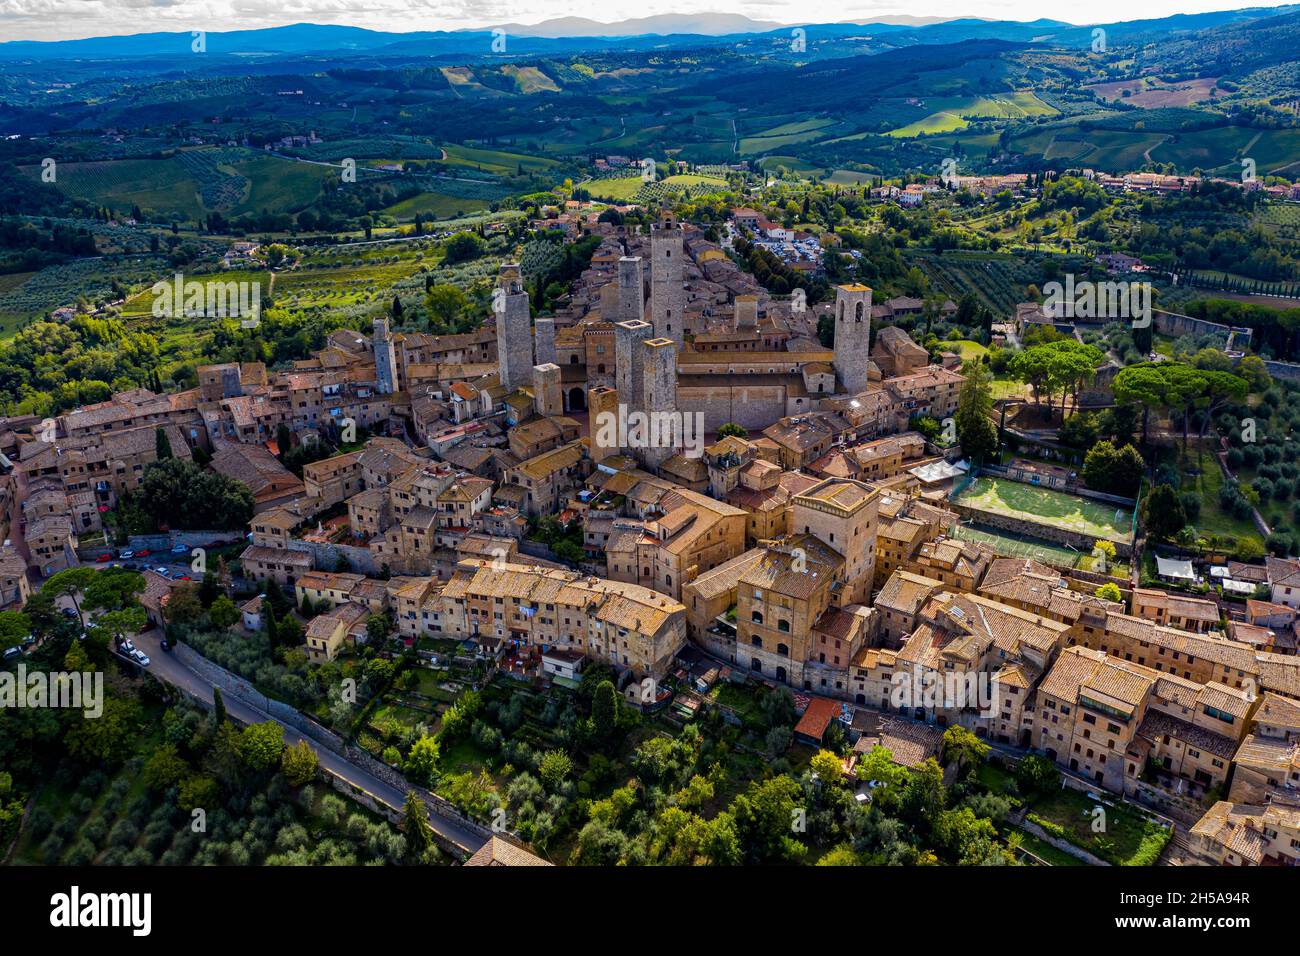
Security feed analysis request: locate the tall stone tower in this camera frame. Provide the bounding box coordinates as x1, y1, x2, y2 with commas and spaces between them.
373, 317, 397, 395
617, 256, 645, 325
650, 210, 684, 347
641, 337, 678, 472
791, 477, 879, 606
532, 363, 562, 417
734, 294, 758, 332
588, 385, 621, 465
534, 315, 557, 367
615, 319, 654, 419
832, 284, 873, 395
495, 264, 533, 392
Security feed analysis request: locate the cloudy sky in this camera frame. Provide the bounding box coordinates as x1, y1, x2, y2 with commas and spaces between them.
0, 0, 1277, 42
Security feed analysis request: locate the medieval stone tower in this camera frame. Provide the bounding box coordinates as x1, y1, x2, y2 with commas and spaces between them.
534, 315, 557, 367
532, 363, 562, 417
615, 319, 654, 419
650, 210, 684, 348
641, 337, 678, 472
734, 294, 758, 332
832, 284, 873, 395
617, 256, 645, 325
588, 385, 621, 465
791, 477, 879, 606
373, 317, 397, 395
495, 264, 533, 392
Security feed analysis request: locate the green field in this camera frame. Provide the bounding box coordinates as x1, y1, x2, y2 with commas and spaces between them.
759, 155, 824, 175
1009, 119, 1300, 176
885, 92, 1056, 138
586, 176, 646, 201
953, 476, 1134, 544
18, 150, 334, 221
384, 191, 491, 219
440, 144, 558, 175
823, 169, 875, 185
739, 118, 840, 155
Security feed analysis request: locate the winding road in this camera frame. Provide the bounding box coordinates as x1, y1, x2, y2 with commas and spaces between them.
130, 626, 487, 857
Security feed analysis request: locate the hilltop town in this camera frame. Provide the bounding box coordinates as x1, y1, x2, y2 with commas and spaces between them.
7, 7, 1300, 879
2, 188, 1300, 870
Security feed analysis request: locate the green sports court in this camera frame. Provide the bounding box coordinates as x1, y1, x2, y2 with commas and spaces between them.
951, 476, 1134, 545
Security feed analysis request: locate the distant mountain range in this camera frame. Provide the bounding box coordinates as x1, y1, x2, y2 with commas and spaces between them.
484, 14, 965, 36
0, 6, 1297, 61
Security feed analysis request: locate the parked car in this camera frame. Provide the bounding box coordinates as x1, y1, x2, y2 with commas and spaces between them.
95, 553, 111, 563
3, 646, 21, 660
119, 639, 136, 654
136, 549, 151, 558
175, 575, 190, 581
131, 649, 151, 667
118, 550, 135, 559
171, 544, 189, 555
154, 567, 170, 578
61, 607, 78, 619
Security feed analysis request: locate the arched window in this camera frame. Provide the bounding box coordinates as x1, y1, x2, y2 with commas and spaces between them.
855, 301, 865, 323
751, 611, 763, 624
838, 300, 845, 321
751, 636, 762, 647
664, 575, 672, 588
778, 620, 791, 633
777, 642, 789, 656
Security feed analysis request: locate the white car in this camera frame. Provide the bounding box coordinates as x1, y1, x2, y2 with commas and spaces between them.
120, 639, 136, 654
131, 649, 151, 667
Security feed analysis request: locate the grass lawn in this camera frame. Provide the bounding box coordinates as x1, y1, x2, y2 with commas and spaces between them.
1028, 788, 1171, 866
991, 378, 1025, 400
953, 476, 1134, 544
407, 667, 461, 701
439, 737, 501, 776
1013, 828, 1088, 866
713, 682, 771, 731
975, 759, 1019, 798
939, 338, 989, 362
1177, 452, 1263, 551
